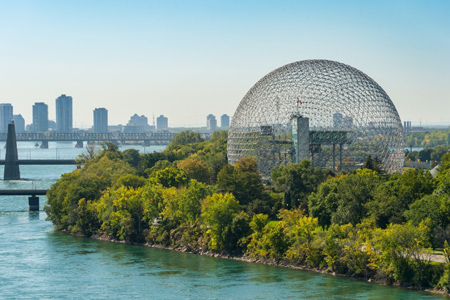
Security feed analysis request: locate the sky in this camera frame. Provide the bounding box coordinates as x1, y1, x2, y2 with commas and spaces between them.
0, 0, 449, 128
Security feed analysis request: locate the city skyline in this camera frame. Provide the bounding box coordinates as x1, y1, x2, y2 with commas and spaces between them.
0, 1, 449, 127
0, 99, 233, 131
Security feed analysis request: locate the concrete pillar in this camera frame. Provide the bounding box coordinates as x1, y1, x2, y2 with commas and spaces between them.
318, 145, 322, 168
339, 144, 343, 171
28, 196, 39, 211
40, 140, 48, 149
4, 122, 20, 180
75, 140, 83, 148
333, 143, 336, 172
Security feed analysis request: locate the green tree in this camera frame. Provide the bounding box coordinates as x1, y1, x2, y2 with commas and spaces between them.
167, 131, 203, 150
177, 158, 210, 184
217, 158, 269, 212
404, 194, 450, 247
431, 145, 449, 162
162, 180, 214, 226
115, 174, 147, 189
122, 148, 141, 168
369, 169, 436, 228
151, 167, 188, 188
309, 169, 380, 226
97, 186, 146, 242
376, 222, 433, 287
200, 193, 240, 251
271, 160, 328, 210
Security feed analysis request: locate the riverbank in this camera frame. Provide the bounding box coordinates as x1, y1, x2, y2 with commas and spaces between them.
44, 133, 450, 295
88, 232, 449, 298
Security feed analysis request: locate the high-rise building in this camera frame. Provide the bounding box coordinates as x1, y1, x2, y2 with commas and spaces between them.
123, 114, 150, 133
221, 114, 230, 128
32, 102, 49, 132
13, 114, 25, 133
207, 114, 217, 131
333, 112, 353, 129
48, 120, 56, 131
156, 115, 168, 130
93, 108, 108, 133
55, 94, 73, 133
0, 103, 13, 133
333, 112, 343, 128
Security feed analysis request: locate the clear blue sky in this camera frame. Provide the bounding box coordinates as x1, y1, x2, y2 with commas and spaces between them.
0, 0, 449, 127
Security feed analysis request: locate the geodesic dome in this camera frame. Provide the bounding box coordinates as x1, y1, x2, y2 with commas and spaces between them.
228, 60, 405, 176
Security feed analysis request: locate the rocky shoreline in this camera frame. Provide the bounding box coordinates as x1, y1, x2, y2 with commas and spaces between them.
86, 232, 449, 298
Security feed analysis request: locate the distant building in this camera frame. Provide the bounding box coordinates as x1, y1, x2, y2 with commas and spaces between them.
13, 114, 25, 133
123, 114, 151, 133
207, 114, 217, 131
333, 112, 343, 128
221, 114, 230, 128
343, 116, 353, 128
93, 108, 108, 133
0, 103, 13, 133
55, 94, 73, 133
48, 120, 56, 131
403, 121, 412, 133
156, 115, 168, 130
333, 112, 353, 129
32, 102, 49, 132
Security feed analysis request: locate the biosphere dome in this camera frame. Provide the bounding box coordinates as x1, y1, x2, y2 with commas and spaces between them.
227, 60, 405, 176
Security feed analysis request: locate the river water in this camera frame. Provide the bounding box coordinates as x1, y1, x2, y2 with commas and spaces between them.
0, 142, 446, 299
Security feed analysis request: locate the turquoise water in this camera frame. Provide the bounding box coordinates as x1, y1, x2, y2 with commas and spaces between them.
0, 144, 447, 299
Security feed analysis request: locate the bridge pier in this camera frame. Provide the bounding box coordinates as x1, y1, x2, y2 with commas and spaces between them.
40, 140, 48, 149
28, 195, 39, 211
75, 140, 84, 148
4, 122, 20, 180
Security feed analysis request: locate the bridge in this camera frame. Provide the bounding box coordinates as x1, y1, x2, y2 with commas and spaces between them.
0, 159, 76, 165
0, 132, 178, 148
0, 189, 48, 211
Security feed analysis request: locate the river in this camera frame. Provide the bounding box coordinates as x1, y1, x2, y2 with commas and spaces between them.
0, 142, 446, 299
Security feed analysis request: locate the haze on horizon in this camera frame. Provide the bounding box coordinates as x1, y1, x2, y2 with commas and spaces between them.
0, 0, 449, 128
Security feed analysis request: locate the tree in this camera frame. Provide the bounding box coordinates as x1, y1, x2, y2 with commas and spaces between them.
369, 169, 436, 228
115, 174, 147, 189
168, 131, 203, 150
419, 148, 433, 162
122, 148, 141, 168
376, 222, 432, 286
177, 158, 210, 184
162, 180, 214, 226
363, 155, 383, 174
200, 193, 240, 251
217, 158, 269, 211
97, 186, 147, 242
271, 160, 328, 210
404, 194, 450, 247
308, 177, 340, 228
431, 145, 449, 162
308, 169, 380, 226
151, 167, 188, 188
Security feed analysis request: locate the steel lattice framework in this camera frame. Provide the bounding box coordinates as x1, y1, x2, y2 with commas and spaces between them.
228, 60, 405, 176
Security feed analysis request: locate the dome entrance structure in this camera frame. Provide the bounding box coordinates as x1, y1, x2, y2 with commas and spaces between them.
227, 60, 405, 176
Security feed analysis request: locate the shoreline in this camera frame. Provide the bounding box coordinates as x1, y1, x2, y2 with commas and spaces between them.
86, 232, 449, 298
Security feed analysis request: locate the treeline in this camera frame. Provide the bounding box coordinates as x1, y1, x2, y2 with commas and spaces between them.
406, 129, 450, 148
45, 131, 450, 291
405, 145, 450, 164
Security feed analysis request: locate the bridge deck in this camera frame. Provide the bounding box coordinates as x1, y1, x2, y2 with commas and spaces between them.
0, 189, 48, 196
0, 159, 77, 165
